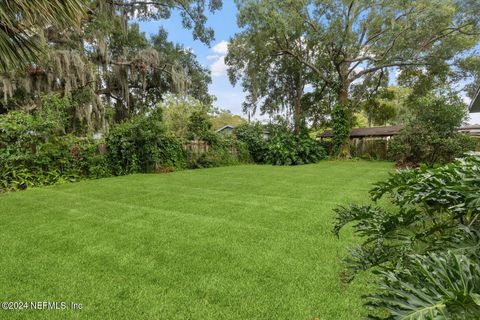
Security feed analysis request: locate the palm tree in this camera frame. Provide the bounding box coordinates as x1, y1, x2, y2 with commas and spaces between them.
0, 0, 85, 71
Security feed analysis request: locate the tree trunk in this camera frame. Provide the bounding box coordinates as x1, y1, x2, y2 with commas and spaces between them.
339, 86, 348, 105
292, 74, 305, 134
337, 82, 352, 159
293, 95, 302, 134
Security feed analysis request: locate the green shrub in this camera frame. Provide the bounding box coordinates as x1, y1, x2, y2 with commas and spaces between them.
369, 251, 480, 319
234, 123, 269, 163
0, 113, 108, 191
187, 110, 212, 141
74, 139, 112, 179
1, 104, 186, 192
266, 131, 326, 165
0, 102, 110, 191
333, 156, 480, 319
388, 95, 475, 166
39, 94, 73, 134
2, 98, 256, 192
187, 135, 251, 169
265, 121, 326, 165
106, 108, 185, 175
235, 122, 326, 166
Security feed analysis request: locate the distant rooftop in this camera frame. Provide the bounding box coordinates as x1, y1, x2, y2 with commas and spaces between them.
216, 125, 235, 133
459, 124, 480, 136
470, 87, 480, 113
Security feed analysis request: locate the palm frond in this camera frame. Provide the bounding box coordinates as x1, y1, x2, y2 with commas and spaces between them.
0, 0, 86, 71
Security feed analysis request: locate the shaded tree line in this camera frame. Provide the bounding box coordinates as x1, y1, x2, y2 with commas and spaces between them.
0, 0, 222, 133
226, 0, 480, 157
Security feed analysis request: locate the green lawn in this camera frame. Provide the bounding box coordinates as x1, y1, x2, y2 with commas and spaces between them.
0, 161, 393, 320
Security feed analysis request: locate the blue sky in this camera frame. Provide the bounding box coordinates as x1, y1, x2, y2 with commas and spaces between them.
138, 2, 246, 116
138, 4, 480, 124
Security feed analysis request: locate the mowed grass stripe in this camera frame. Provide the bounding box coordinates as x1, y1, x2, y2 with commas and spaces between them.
0, 161, 392, 320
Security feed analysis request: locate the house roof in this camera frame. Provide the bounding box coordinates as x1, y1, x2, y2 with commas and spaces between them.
216, 125, 236, 133
459, 124, 480, 136
319, 125, 404, 138
470, 87, 480, 113
459, 124, 480, 131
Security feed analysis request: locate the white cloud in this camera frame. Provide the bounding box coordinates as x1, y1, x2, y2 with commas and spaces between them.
206, 54, 220, 61
212, 40, 229, 55
209, 40, 229, 77
211, 56, 228, 77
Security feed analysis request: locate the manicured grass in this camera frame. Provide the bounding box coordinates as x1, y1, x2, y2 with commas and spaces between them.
0, 161, 393, 320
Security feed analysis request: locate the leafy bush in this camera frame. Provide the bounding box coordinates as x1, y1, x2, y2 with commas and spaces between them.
187, 110, 212, 141
265, 130, 326, 165
106, 108, 185, 175
1, 97, 254, 192
333, 156, 480, 319
234, 123, 269, 163
0, 97, 112, 192
235, 122, 326, 165
0, 133, 108, 192
187, 136, 251, 169
75, 139, 112, 179
39, 94, 73, 134
265, 119, 326, 165
388, 95, 475, 166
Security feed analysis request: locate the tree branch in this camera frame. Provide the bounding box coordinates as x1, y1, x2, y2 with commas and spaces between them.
352, 61, 428, 80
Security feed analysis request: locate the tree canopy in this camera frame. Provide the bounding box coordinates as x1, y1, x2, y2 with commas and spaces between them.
0, 0, 222, 133
227, 0, 480, 154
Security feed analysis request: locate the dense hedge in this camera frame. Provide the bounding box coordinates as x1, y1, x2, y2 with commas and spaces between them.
0, 105, 253, 192
235, 122, 327, 165
106, 108, 186, 174
234, 123, 268, 163
265, 128, 326, 165
0, 105, 110, 192
1, 96, 328, 193
184, 110, 252, 169
388, 95, 475, 166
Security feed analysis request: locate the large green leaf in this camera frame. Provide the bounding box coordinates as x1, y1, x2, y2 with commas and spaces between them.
368, 252, 480, 320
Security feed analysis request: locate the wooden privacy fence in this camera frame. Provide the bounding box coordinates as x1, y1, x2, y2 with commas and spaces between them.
320, 125, 480, 160
350, 138, 389, 160
183, 140, 210, 154
95, 140, 241, 157
319, 126, 401, 160
183, 140, 240, 156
